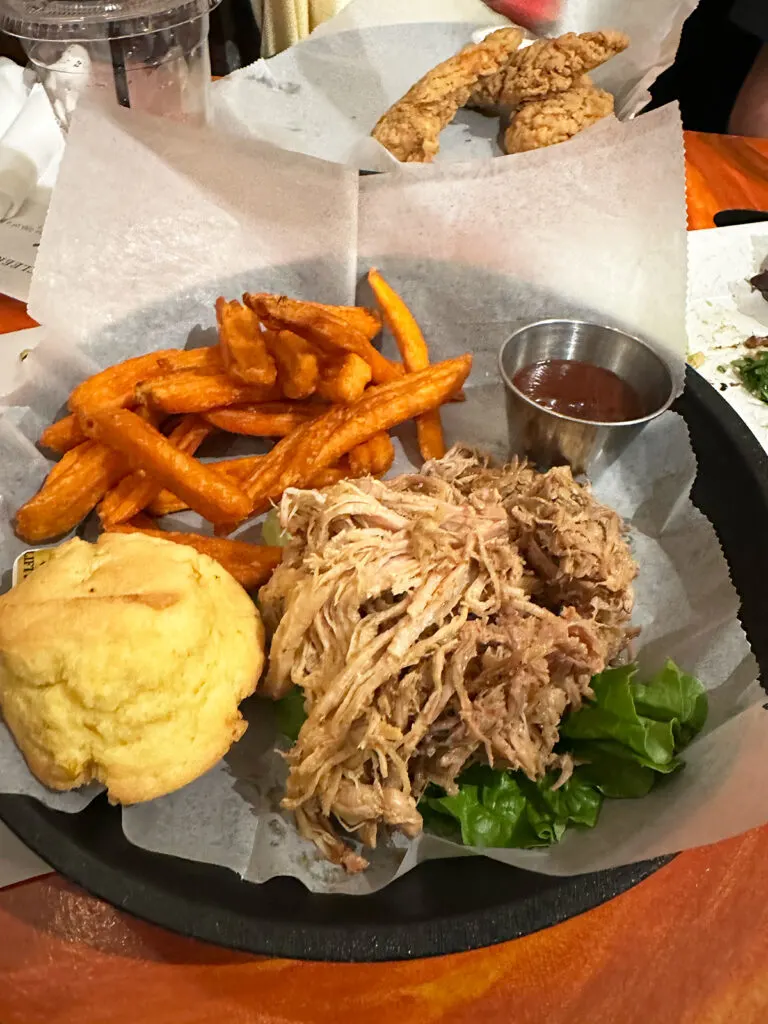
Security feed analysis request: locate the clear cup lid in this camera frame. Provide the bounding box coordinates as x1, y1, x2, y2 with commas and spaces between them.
0, 0, 221, 41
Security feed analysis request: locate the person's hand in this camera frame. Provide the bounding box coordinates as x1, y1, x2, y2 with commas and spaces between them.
483, 0, 561, 30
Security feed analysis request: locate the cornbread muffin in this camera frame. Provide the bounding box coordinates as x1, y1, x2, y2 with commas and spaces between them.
0, 533, 265, 803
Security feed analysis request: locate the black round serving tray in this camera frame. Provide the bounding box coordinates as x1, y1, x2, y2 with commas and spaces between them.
1, 367, 766, 962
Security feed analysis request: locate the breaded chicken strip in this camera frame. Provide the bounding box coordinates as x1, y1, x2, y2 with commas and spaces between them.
470, 29, 628, 112
504, 81, 614, 153
372, 27, 523, 163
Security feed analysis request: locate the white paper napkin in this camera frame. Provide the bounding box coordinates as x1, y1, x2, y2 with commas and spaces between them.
0, 64, 63, 223
0, 60, 64, 303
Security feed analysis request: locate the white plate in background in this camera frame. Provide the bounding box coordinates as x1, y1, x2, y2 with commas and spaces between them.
687, 222, 768, 452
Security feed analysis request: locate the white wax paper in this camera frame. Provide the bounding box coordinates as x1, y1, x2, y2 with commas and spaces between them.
357, 105, 689, 382
0, 98, 764, 894
212, 0, 699, 168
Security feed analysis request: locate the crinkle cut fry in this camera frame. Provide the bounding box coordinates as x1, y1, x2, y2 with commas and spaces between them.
83, 408, 252, 525
238, 354, 472, 519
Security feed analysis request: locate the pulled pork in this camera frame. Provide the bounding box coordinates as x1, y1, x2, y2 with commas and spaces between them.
259, 445, 637, 871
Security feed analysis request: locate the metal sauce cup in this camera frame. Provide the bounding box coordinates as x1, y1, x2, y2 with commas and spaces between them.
498, 319, 676, 477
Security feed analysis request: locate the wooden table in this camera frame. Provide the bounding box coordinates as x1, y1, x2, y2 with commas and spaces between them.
2, 131, 768, 1024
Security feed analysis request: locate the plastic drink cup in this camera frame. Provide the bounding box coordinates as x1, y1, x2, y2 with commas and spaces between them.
0, 0, 222, 130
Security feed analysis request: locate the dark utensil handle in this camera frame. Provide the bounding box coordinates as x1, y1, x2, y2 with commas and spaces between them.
714, 209, 768, 228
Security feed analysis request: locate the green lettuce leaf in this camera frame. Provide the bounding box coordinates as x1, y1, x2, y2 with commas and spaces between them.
274, 686, 307, 742
422, 766, 602, 849
629, 660, 708, 749
422, 660, 708, 849
262, 507, 292, 548
560, 664, 678, 765
566, 740, 680, 798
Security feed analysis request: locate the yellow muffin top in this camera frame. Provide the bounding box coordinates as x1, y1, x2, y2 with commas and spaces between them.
0, 532, 265, 803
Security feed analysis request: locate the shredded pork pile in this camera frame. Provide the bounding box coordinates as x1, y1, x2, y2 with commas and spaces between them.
260, 445, 637, 871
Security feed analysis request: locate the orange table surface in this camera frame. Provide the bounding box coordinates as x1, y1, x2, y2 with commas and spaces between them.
2, 130, 768, 1024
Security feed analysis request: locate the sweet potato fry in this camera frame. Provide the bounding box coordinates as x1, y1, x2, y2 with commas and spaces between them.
44, 440, 89, 486
263, 330, 319, 400
348, 432, 395, 477
106, 525, 283, 590
368, 268, 446, 461
245, 294, 402, 384
308, 463, 351, 489
367, 269, 429, 369
156, 348, 224, 374
136, 370, 281, 416
147, 454, 357, 515
236, 354, 472, 519
204, 402, 322, 437
146, 489, 190, 517
82, 409, 252, 525
215, 297, 277, 387
245, 294, 382, 341
214, 456, 263, 481
328, 305, 381, 342
15, 440, 126, 543
125, 512, 157, 530
69, 347, 223, 419
316, 352, 372, 405
148, 454, 262, 516
40, 415, 87, 454
147, 454, 263, 516
98, 415, 213, 528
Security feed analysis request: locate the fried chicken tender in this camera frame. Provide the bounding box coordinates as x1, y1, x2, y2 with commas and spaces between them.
504, 82, 615, 153
371, 27, 524, 163
470, 29, 629, 111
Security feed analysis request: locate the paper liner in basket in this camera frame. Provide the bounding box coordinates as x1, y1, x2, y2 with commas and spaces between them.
0, 99, 764, 895
213, 0, 701, 168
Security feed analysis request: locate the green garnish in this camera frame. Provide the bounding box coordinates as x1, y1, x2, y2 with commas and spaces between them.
262, 507, 292, 547
731, 350, 768, 404
274, 685, 307, 743
421, 660, 707, 849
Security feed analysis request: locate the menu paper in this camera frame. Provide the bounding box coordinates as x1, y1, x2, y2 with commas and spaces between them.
0, 198, 46, 302
0, 98, 764, 895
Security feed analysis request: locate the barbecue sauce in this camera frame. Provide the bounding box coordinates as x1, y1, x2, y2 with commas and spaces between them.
512, 359, 644, 423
